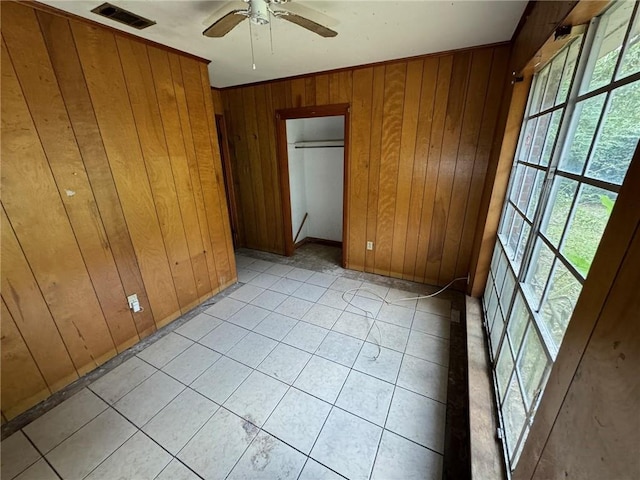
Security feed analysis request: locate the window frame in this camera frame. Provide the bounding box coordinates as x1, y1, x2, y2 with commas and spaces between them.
484, 0, 640, 472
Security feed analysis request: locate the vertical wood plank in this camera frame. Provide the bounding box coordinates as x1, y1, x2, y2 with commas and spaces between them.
3, 4, 139, 352
403, 57, 439, 280
340, 71, 353, 104
1, 297, 51, 420
415, 56, 453, 283
1, 39, 116, 372
364, 66, 386, 271
242, 87, 268, 248
147, 46, 213, 301
199, 62, 237, 282
180, 56, 233, 286
211, 88, 224, 114
116, 37, 199, 312
424, 52, 471, 283
221, 91, 247, 247
291, 78, 305, 108
265, 84, 285, 253
304, 77, 316, 106
255, 85, 280, 252
72, 22, 181, 324
439, 49, 493, 283
349, 68, 374, 271
226, 88, 257, 248
168, 53, 221, 292
241, 86, 270, 249
315, 74, 330, 105
1, 207, 78, 392
390, 60, 423, 278
36, 11, 156, 339
329, 72, 342, 104
456, 46, 510, 279
374, 63, 407, 275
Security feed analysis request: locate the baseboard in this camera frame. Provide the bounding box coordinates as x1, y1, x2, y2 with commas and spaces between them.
295, 237, 342, 249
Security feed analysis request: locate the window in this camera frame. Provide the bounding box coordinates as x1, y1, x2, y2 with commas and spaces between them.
484, 1, 640, 471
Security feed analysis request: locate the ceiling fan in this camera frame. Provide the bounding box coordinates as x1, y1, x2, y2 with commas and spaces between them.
203, 0, 337, 38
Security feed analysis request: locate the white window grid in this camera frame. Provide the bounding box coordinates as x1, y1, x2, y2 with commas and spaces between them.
483, 0, 640, 472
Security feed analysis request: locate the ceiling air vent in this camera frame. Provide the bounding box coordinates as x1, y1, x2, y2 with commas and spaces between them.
91, 3, 156, 30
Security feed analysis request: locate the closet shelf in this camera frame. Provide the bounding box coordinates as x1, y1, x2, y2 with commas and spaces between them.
291, 140, 344, 149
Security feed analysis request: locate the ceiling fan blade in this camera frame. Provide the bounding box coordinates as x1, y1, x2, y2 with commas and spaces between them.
203, 10, 247, 37
278, 12, 337, 38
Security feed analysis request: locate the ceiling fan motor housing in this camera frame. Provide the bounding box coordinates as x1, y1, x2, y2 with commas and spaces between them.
249, 0, 270, 25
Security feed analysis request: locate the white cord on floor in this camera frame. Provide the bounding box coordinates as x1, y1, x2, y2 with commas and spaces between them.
340, 276, 468, 361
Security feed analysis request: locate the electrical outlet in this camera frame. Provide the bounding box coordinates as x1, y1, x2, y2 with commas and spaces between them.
366, 241, 374, 250
127, 293, 141, 313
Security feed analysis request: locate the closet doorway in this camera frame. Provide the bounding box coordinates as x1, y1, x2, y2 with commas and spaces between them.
276, 104, 349, 267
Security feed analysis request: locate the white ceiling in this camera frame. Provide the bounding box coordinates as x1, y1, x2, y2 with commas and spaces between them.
40, 0, 527, 88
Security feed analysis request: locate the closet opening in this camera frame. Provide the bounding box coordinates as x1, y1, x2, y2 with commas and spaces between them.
275, 104, 349, 268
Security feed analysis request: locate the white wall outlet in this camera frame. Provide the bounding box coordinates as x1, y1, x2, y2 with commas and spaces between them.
366, 241, 374, 250
127, 294, 141, 313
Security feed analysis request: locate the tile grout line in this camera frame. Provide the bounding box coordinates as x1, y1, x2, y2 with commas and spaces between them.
10, 252, 453, 480
15, 432, 63, 480
87, 389, 206, 480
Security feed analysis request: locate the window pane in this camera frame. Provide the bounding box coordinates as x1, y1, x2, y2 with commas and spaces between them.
524, 239, 555, 307
508, 293, 529, 355
500, 268, 516, 312
586, 81, 640, 185
541, 49, 568, 111
486, 283, 498, 330
559, 94, 607, 175
529, 67, 549, 115
527, 114, 552, 165
496, 345, 515, 401
509, 165, 526, 204
514, 222, 532, 272
495, 250, 509, 295
517, 325, 548, 407
540, 110, 562, 166
515, 166, 540, 213
540, 261, 582, 348
507, 212, 526, 259
583, 1, 634, 93
556, 38, 582, 105
503, 375, 527, 460
491, 308, 505, 358
526, 170, 546, 220
491, 242, 502, 274
518, 120, 538, 162
541, 177, 578, 247
500, 203, 516, 239
617, 8, 640, 79
561, 184, 617, 277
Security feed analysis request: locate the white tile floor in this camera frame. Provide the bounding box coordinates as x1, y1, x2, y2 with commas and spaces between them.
1, 253, 452, 480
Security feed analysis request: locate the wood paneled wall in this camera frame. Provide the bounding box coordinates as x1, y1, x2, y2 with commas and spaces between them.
0, 2, 235, 420
221, 44, 511, 286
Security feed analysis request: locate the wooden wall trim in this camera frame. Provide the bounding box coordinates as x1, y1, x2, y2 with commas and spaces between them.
509, 0, 579, 74
514, 141, 640, 480
219, 41, 511, 91
24, 0, 211, 64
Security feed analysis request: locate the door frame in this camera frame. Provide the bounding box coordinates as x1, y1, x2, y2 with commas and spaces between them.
275, 104, 350, 268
